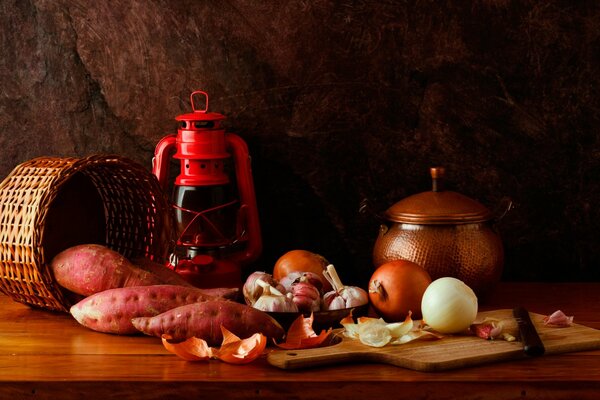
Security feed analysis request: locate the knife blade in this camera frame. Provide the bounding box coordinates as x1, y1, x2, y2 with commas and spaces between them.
513, 306, 545, 356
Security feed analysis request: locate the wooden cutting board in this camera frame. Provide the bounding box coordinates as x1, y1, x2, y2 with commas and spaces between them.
267, 309, 600, 372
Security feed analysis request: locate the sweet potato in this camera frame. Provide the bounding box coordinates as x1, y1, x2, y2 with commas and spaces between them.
132, 257, 241, 300
131, 257, 194, 287
131, 300, 285, 346
70, 285, 218, 335
197, 287, 240, 300
50, 244, 163, 296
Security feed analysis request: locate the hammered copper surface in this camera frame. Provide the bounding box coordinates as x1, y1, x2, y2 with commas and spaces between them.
373, 223, 503, 296
2, 1, 598, 284
385, 190, 492, 224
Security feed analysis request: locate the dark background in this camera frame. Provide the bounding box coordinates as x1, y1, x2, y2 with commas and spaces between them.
1, 0, 598, 286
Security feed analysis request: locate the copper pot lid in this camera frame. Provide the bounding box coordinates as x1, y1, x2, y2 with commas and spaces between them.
385, 167, 492, 225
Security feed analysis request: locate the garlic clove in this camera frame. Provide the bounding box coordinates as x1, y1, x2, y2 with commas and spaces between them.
253, 279, 298, 313
323, 291, 346, 311
280, 272, 325, 293
543, 310, 574, 327
341, 286, 369, 308
291, 281, 321, 313
243, 271, 284, 305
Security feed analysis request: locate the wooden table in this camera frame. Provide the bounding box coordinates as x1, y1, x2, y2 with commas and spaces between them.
1, 282, 599, 399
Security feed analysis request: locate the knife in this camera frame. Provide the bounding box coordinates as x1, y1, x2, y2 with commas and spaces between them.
513, 306, 545, 356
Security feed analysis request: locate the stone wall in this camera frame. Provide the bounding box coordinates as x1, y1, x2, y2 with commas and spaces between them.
1, 0, 598, 284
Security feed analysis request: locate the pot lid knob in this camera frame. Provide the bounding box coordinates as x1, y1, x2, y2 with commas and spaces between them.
384, 167, 492, 225
430, 167, 445, 192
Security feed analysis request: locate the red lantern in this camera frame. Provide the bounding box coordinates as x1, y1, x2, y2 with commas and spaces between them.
153, 90, 261, 288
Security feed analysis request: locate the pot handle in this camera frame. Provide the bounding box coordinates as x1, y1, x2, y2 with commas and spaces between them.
492, 196, 514, 223
359, 198, 386, 223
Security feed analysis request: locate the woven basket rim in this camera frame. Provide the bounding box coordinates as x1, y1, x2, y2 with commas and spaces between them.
0, 154, 174, 312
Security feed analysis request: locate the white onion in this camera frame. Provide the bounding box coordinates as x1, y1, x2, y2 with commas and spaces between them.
420, 277, 478, 334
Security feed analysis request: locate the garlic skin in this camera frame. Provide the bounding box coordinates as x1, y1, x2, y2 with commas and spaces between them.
323, 292, 346, 310
322, 264, 369, 310
279, 271, 325, 293
421, 277, 478, 334
243, 271, 285, 306
253, 279, 298, 313
291, 281, 321, 313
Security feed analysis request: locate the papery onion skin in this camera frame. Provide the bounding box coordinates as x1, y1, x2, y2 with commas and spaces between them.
421, 277, 478, 334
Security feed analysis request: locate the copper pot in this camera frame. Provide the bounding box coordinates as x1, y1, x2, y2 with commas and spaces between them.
371, 167, 510, 297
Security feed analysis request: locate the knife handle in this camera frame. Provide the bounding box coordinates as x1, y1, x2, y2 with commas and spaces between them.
513, 306, 545, 356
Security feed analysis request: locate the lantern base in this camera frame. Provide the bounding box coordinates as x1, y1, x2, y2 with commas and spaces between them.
174, 255, 242, 290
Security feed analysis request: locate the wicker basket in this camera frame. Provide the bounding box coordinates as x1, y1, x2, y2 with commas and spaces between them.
0, 155, 174, 312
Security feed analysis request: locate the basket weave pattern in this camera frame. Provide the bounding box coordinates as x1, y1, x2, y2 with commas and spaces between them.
0, 155, 173, 312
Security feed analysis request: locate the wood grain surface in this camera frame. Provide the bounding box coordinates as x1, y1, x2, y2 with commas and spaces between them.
1, 283, 600, 400
267, 309, 600, 371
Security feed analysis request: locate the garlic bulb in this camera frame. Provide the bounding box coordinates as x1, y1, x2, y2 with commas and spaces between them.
291, 279, 321, 313
253, 279, 298, 313
322, 264, 369, 310
243, 271, 285, 305
279, 271, 325, 293
420, 277, 478, 334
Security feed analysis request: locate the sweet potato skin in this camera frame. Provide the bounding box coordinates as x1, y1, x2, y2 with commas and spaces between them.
131, 300, 285, 346
50, 244, 163, 296
196, 287, 240, 300
131, 257, 194, 287
131, 257, 240, 300
70, 285, 218, 335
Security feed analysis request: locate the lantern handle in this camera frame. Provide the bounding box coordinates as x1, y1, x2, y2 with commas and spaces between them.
190, 90, 209, 113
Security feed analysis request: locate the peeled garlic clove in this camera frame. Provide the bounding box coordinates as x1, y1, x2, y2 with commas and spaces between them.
253, 280, 298, 312
243, 271, 283, 305
254, 293, 298, 313
543, 310, 574, 327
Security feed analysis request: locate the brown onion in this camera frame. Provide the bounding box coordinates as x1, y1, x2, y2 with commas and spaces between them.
368, 260, 432, 321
